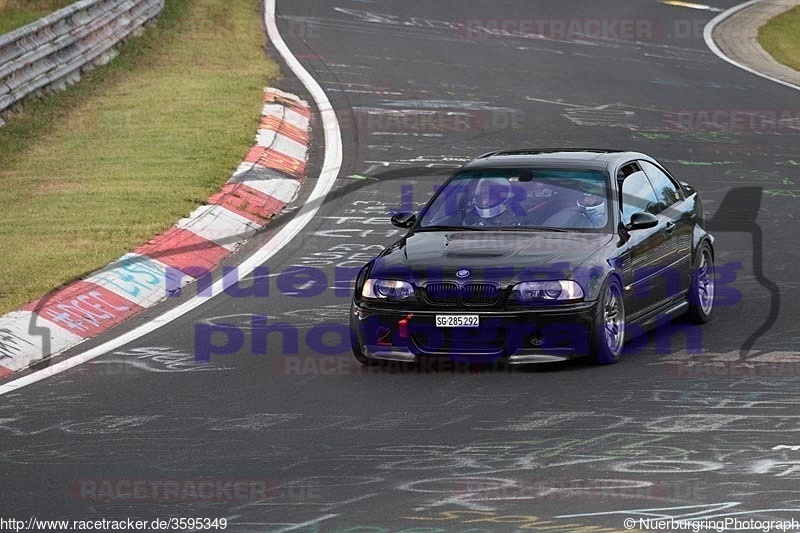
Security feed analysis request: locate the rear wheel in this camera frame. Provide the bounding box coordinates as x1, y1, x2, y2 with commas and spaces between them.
687, 243, 714, 323
593, 277, 626, 365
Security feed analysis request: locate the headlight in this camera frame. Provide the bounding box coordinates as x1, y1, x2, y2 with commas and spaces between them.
512, 280, 584, 302
362, 279, 416, 300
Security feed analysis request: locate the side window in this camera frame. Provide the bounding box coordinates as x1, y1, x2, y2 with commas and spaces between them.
621, 170, 659, 224
617, 162, 640, 181
640, 160, 681, 213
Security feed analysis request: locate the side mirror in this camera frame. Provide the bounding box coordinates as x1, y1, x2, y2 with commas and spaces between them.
627, 211, 659, 230
390, 212, 417, 228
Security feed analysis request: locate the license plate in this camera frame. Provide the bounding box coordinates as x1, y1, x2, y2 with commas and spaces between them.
436, 315, 480, 328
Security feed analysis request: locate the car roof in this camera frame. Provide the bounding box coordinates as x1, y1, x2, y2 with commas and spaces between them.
461, 149, 654, 171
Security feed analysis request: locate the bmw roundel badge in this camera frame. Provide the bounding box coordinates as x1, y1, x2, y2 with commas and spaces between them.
456, 269, 471, 279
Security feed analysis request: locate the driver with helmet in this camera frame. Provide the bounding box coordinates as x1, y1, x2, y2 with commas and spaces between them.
462, 176, 521, 227
577, 181, 607, 227
540, 179, 608, 228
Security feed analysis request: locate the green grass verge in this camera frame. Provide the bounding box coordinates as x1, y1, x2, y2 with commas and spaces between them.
758, 5, 800, 72
0, 0, 279, 314
0, 1, 81, 35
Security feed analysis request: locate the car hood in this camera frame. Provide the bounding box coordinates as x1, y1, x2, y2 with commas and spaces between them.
372, 230, 615, 281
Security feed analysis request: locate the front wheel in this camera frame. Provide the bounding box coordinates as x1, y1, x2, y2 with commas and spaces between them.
592, 277, 626, 365
686, 243, 714, 323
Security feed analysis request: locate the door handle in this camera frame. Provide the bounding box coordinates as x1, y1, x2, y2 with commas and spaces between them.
665, 221, 676, 233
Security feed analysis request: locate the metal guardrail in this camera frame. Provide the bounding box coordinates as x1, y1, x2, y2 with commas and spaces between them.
0, 0, 164, 124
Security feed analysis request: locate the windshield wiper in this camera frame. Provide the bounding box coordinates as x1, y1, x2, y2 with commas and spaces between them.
529, 226, 571, 232
415, 225, 487, 231
448, 226, 572, 232
416, 225, 574, 232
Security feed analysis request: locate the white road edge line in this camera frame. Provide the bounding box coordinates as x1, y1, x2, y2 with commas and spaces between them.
271, 514, 339, 533
661, 0, 723, 12
0, 0, 342, 396
703, 0, 800, 92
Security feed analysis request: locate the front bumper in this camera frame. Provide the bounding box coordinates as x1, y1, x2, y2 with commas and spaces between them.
351, 301, 598, 364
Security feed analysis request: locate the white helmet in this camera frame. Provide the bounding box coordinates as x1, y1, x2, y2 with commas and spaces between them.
473, 177, 512, 219
577, 181, 607, 226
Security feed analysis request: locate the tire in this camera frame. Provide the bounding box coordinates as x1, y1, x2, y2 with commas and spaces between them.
592, 277, 626, 365
686, 243, 714, 324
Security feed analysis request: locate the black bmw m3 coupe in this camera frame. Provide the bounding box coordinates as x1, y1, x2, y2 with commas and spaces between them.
350, 149, 715, 365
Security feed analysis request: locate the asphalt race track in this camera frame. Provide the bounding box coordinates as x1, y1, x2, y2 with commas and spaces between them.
2, 1, 800, 531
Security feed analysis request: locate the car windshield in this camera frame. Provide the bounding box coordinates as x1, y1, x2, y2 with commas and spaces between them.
417, 168, 611, 231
